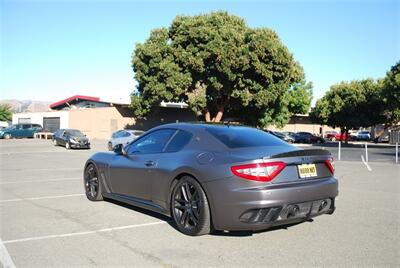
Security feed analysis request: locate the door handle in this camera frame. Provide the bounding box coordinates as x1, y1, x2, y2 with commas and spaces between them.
145, 161, 155, 167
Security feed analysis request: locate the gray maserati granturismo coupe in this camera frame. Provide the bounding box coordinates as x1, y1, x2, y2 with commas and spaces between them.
84, 123, 338, 236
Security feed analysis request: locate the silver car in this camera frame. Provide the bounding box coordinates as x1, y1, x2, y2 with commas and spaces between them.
85, 123, 338, 236
107, 129, 144, 151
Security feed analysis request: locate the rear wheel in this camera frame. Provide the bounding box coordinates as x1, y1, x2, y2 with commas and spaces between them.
331, 137, 336, 141
84, 164, 103, 201
171, 176, 211, 236
4, 133, 11, 139
53, 139, 58, 146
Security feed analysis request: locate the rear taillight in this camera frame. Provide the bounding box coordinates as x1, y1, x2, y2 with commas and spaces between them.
231, 162, 286, 182
325, 159, 334, 175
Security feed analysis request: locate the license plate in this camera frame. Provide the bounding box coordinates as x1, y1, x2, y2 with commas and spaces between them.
297, 163, 317, 178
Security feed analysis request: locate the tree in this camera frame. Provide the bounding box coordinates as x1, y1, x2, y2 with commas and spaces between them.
131, 11, 304, 127
310, 79, 384, 142
381, 61, 400, 125
0, 104, 12, 122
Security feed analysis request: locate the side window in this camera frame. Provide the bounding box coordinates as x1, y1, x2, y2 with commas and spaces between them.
127, 129, 175, 155
22, 124, 31, 129
165, 130, 193, 152
122, 131, 131, 137
112, 131, 120, 138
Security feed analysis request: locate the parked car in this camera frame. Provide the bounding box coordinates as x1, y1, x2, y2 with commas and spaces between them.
107, 129, 144, 151
326, 132, 351, 141
53, 129, 90, 149
324, 131, 338, 140
0, 123, 42, 139
357, 131, 371, 141
84, 123, 337, 236
266, 130, 295, 143
294, 132, 325, 144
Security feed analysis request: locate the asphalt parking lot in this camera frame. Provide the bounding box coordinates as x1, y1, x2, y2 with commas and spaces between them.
1, 139, 399, 267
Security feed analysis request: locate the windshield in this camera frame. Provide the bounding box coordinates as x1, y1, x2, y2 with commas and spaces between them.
66, 129, 85, 137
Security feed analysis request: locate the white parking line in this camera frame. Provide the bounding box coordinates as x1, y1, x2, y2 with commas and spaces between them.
361, 155, 372, 171
2, 168, 82, 172
3, 221, 167, 244
0, 193, 85, 203
0, 238, 16, 268
0, 177, 80, 185
0, 151, 91, 155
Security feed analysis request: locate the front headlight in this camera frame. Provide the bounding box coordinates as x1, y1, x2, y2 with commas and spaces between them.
69, 138, 78, 143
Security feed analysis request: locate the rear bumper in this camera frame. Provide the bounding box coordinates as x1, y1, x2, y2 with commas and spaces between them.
203, 177, 338, 231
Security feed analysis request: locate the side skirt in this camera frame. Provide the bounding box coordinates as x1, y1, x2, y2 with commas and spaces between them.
102, 192, 170, 216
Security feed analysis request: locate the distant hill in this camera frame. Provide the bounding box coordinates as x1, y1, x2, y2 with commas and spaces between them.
0, 99, 52, 113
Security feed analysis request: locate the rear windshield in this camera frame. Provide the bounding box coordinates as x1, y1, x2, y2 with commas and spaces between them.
205, 126, 288, 148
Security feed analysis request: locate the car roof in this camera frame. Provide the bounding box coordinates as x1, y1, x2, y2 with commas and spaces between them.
152, 122, 255, 133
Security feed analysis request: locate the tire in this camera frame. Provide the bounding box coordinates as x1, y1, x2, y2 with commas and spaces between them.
84, 163, 103, 201
53, 139, 58, 146
65, 142, 71, 150
331, 137, 336, 142
4, 133, 11, 139
171, 176, 211, 236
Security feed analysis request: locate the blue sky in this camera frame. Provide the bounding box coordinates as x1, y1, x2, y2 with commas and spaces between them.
1, 0, 399, 105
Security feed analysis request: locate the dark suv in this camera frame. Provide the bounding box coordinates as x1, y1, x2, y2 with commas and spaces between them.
0, 124, 42, 139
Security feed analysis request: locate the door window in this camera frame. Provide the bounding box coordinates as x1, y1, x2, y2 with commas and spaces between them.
164, 130, 193, 152
127, 129, 175, 155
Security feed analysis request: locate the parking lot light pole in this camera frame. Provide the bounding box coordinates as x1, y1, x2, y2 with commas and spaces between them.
365, 142, 368, 162
396, 142, 398, 164
338, 141, 341, 161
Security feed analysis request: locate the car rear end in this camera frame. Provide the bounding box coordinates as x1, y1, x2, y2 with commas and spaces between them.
201, 126, 338, 231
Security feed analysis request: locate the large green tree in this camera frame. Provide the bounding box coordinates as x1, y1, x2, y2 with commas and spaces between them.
310, 79, 384, 141
131, 11, 304, 127
0, 104, 12, 122
381, 61, 400, 125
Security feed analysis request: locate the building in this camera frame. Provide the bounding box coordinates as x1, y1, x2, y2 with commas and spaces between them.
269, 114, 338, 136
12, 95, 196, 139
12, 95, 338, 139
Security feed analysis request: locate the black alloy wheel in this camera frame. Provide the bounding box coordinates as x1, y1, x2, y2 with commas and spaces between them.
84, 164, 103, 201
171, 176, 211, 236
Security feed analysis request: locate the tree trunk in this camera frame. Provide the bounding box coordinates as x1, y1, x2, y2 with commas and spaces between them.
204, 110, 211, 122
340, 129, 344, 145
212, 110, 224, 123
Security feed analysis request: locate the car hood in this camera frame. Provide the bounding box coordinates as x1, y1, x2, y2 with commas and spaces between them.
71, 136, 89, 142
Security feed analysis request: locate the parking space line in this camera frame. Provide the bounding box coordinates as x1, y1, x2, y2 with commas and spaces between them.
3, 222, 167, 245
0, 193, 85, 203
0, 238, 16, 268
361, 155, 372, 171
1, 167, 82, 172
0, 177, 81, 185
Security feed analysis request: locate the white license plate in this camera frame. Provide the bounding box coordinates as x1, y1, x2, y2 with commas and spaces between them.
298, 163, 317, 178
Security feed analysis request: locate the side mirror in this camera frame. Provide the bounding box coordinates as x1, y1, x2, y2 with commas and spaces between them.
113, 144, 128, 156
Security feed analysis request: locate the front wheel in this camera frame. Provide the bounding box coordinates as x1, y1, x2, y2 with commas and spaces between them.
65, 142, 71, 149
84, 163, 103, 201
4, 133, 11, 139
171, 176, 211, 236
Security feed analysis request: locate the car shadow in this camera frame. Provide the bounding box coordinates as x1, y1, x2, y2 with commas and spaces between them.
104, 197, 313, 237
210, 220, 311, 237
